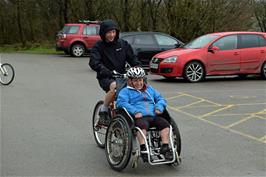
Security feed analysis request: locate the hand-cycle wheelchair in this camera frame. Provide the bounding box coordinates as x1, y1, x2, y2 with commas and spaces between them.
92, 72, 181, 171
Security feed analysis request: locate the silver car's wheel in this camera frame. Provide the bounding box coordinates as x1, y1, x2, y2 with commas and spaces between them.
261, 62, 266, 79
183, 61, 205, 83
71, 44, 85, 57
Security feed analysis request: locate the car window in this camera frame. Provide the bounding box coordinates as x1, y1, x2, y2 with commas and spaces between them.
239, 34, 266, 48
184, 34, 219, 49
212, 35, 237, 50
154, 34, 177, 46
133, 34, 156, 45
83, 26, 99, 35
258, 35, 266, 46
121, 35, 134, 44
66, 26, 80, 34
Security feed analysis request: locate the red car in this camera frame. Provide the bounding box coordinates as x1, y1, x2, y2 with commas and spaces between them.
56, 21, 101, 57
150, 31, 266, 82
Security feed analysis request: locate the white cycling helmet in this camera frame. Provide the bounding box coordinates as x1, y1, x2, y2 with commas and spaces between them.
126, 66, 146, 79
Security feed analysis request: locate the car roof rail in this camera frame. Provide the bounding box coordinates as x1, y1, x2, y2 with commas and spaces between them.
78, 20, 101, 25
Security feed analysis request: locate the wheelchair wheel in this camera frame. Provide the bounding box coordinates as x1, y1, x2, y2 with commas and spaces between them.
105, 115, 132, 171
171, 120, 181, 164
92, 100, 106, 148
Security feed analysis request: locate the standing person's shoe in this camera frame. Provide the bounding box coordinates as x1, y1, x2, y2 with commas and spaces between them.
160, 145, 173, 160
97, 111, 110, 126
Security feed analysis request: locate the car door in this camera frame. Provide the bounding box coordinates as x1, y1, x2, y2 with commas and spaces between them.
238, 34, 266, 72
131, 34, 160, 67
154, 34, 180, 52
83, 25, 100, 49
207, 35, 240, 74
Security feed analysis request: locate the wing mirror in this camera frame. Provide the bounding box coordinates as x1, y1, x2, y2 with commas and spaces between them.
208, 46, 220, 53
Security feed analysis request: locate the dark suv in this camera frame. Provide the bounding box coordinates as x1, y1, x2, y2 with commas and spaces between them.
56, 21, 101, 57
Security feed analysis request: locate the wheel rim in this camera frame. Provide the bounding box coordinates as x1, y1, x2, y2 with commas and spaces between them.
73, 46, 84, 56
0, 64, 14, 85
107, 119, 129, 165
186, 63, 203, 82
93, 103, 106, 147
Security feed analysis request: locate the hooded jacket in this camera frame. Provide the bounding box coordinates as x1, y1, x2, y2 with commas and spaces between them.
116, 84, 167, 118
89, 19, 140, 79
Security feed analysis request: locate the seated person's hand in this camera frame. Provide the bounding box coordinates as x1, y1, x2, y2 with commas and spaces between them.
135, 112, 142, 119
155, 109, 162, 115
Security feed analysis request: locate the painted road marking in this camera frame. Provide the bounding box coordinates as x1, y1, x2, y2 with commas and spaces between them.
167, 93, 266, 144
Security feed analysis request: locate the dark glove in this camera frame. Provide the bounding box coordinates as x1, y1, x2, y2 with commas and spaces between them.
99, 68, 112, 77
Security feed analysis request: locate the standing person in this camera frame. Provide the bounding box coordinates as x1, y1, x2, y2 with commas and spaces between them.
116, 67, 173, 162
89, 19, 140, 126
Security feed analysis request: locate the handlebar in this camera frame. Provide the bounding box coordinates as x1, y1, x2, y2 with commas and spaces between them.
112, 70, 127, 79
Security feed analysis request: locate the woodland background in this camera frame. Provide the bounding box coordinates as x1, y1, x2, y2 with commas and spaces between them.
0, 0, 265, 47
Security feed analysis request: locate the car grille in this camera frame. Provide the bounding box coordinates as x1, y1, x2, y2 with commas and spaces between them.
151, 57, 164, 64
150, 57, 164, 73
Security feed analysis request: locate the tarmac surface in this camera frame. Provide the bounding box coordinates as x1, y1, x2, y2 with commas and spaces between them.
1, 53, 265, 176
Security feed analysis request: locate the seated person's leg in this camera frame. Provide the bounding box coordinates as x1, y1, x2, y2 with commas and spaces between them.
135, 118, 150, 162
154, 116, 173, 160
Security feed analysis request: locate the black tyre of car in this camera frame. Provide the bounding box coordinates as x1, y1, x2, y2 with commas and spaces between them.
0, 63, 15, 85
183, 61, 205, 83
105, 115, 132, 171
92, 100, 106, 148
71, 44, 85, 57
261, 62, 266, 79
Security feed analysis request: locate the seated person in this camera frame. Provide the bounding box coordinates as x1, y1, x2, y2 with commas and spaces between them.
116, 66, 172, 162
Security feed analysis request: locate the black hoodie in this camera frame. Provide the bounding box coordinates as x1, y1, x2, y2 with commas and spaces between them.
89, 19, 140, 79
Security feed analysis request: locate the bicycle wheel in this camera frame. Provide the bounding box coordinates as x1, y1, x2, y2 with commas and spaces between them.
171, 120, 182, 165
0, 63, 15, 85
92, 100, 106, 148
105, 115, 132, 171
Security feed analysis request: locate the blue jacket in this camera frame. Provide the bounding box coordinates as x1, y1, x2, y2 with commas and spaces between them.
116, 84, 167, 117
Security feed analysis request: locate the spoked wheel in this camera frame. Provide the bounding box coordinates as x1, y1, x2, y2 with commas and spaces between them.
92, 100, 107, 148
105, 115, 132, 171
170, 120, 181, 165
261, 62, 266, 79
183, 61, 205, 83
0, 63, 15, 85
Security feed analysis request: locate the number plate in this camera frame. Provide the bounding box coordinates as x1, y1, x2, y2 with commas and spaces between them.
150, 63, 158, 69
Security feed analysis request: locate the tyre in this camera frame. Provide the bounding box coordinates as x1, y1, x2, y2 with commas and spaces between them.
183, 61, 205, 83
261, 62, 266, 79
0, 63, 15, 85
105, 115, 132, 171
92, 100, 106, 148
170, 120, 181, 164
71, 44, 85, 57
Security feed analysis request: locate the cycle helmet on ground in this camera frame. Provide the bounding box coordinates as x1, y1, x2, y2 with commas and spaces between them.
126, 67, 146, 79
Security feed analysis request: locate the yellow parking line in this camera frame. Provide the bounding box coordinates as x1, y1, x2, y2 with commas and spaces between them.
177, 99, 205, 109
210, 113, 251, 116
253, 114, 266, 120
168, 104, 266, 144
200, 105, 234, 119
166, 93, 186, 100
228, 129, 265, 144
182, 93, 222, 106
225, 115, 254, 128
168, 105, 227, 129
259, 135, 266, 143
